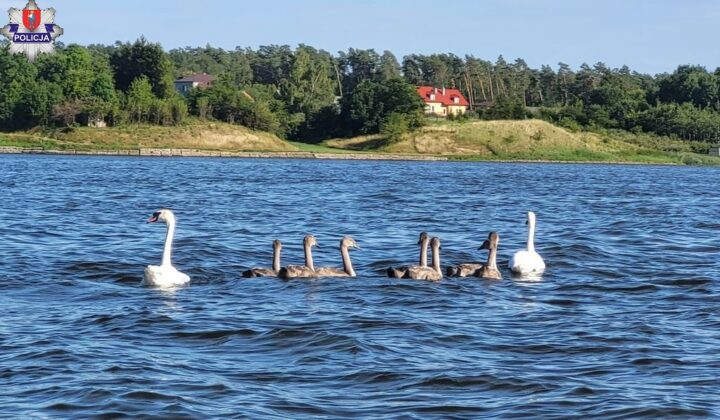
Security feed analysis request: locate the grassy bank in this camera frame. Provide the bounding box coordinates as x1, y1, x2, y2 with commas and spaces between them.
2, 119, 719, 165
0, 120, 298, 152
287, 141, 367, 154
326, 119, 720, 165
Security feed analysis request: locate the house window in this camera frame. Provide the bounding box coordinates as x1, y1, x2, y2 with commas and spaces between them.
453, 97, 459, 104
430, 94, 435, 101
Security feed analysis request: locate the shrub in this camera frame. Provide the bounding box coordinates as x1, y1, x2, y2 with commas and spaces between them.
381, 112, 410, 143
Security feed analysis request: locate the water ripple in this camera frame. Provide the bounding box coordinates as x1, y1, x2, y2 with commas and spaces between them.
0, 156, 719, 417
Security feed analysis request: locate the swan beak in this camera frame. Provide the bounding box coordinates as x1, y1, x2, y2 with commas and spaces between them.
478, 240, 490, 250
147, 214, 159, 223
354, 244, 361, 250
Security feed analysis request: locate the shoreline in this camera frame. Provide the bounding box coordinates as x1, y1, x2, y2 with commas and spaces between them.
3, 119, 715, 166
0, 146, 688, 166
0, 146, 448, 161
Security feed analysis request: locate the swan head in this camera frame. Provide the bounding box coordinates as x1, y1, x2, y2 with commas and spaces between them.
273, 239, 282, 249
303, 235, 318, 248
341, 236, 360, 250
526, 211, 536, 225
479, 231, 499, 250
147, 209, 175, 224
430, 237, 441, 250
417, 231, 429, 245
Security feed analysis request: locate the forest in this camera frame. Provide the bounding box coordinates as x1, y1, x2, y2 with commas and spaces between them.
1, 37, 719, 143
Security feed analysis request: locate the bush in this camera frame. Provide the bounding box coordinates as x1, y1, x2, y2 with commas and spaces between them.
558, 117, 582, 132
341, 78, 425, 137
480, 96, 526, 120
195, 96, 211, 120
381, 112, 410, 143
240, 101, 280, 134
53, 98, 83, 126
168, 96, 187, 125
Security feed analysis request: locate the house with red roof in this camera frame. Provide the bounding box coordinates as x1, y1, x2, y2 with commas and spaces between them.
174, 73, 216, 95
416, 86, 469, 117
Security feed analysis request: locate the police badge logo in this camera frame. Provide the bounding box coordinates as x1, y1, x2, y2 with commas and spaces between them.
1, 0, 64, 61
22, 7, 41, 31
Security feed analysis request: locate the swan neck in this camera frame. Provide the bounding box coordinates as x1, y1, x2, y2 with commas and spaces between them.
432, 245, 441, 274
304, 242, 315, 271
272, 246, 281, 272
419, 238, 428, 267
341, 244, 355, 276
527, 218, 536, 253
162, 219, 175, 267
487, 246, 498, 270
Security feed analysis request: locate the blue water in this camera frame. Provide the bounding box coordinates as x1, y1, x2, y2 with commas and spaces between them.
1, 155, 719, 418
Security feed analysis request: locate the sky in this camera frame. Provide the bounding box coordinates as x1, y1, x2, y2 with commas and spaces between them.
2, 0, 719, 74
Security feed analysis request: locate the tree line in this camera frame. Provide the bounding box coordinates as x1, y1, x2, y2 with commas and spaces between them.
1, 38, 719, 143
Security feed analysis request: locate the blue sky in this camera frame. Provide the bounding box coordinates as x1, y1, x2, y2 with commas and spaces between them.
3, 0, 719, 74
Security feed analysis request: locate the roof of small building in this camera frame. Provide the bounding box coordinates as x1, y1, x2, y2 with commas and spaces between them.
175, 73, 216, 84
417, 86, 469, 107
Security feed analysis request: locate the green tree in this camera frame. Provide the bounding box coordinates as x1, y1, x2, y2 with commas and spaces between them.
280, 45, 337, 137
381, 112, 410, 143
36, 45, 94, 99
14, 79, 62, 128
342, 78, 424, 136
0, 48, 34, 128
557, 62, 575, 106
110, 37, 175, 98
249, 44, 293, 86
0, 48, 62, 129
338, 48, 381, 93
379, 50, 401, 81
658, 65, 718, 109
402, 54, 424, 85
281, 45, 336, 113
125, 76, 156, 122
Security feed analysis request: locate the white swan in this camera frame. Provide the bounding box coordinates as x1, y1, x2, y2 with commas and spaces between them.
142, 209, 191, 287
509, 211, 545, 275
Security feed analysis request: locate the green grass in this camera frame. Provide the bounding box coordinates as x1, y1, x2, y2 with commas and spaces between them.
3, 119, 720, 165
1, 120, 298, 152
327, 119, 720, 165
287, 141, 371, 154
0, 133, 62, 149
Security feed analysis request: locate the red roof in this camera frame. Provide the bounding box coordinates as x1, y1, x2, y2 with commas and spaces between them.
176, 73, 216, 85
417, 86, 469, 107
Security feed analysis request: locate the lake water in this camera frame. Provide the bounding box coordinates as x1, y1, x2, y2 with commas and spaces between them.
1, 155, 719, 418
